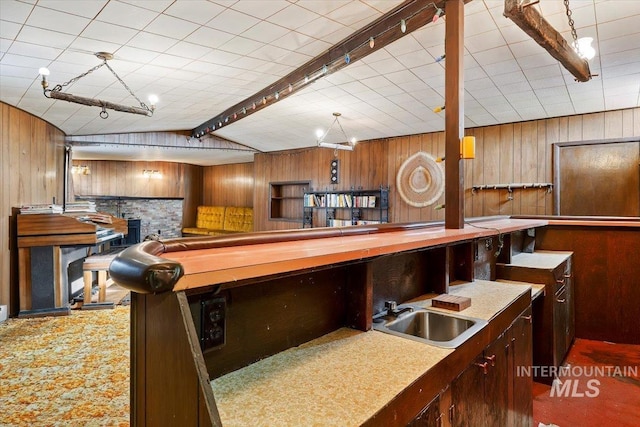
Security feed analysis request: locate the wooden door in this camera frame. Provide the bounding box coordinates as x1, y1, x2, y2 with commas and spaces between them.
556, 141, 640, 216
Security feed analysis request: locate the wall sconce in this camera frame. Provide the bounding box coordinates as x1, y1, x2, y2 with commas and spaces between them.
71, 165, 91, 175
39, 52, 157, 119
461, 136, 476, 159
316, 112, 357, 151
142, 170, 162, 179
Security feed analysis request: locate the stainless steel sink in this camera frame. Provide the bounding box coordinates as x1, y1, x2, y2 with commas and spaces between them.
372, 305, 487, 348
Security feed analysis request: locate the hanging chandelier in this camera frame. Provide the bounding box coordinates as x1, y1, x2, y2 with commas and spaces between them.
316, 112, 357, 151
39, 52, 157, 119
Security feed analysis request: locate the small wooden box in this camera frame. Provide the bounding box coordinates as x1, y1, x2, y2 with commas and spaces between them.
432, 294, 471, 311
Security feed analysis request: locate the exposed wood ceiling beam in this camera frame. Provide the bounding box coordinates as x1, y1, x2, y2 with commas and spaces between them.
503, 0, 592, 82
192, 0, 472, 139
66, 132, 259, 152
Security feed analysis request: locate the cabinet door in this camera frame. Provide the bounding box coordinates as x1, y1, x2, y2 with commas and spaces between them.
408, 394, 441, 427
450, 357, 486, 426
553, 285, 569, 367
511, 306, 533, 426
484, 331, 510, 427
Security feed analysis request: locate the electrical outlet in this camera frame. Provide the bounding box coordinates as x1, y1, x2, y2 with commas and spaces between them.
200, 296, 225, 351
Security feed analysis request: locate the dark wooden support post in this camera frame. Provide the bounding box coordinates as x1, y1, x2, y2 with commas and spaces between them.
445, 0, 465, 229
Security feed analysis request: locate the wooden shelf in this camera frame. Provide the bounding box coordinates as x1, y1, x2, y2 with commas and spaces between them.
269, 181, 310, 222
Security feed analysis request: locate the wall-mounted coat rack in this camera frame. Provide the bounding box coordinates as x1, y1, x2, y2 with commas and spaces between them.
471, 183, 553, 201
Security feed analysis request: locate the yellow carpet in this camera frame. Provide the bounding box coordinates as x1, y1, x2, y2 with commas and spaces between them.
0, 307, 130, 426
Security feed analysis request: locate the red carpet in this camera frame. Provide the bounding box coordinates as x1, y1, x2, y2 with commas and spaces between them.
533, 338, 640, 427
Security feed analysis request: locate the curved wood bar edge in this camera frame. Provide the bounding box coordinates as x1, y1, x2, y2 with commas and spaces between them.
109, 221, 451, 294
110, 218, 527, 294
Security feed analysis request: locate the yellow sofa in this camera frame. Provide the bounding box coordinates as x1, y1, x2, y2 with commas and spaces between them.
182, 206, 253, 236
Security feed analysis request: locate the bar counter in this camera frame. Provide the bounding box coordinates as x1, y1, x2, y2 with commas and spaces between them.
210, 280, 531, 426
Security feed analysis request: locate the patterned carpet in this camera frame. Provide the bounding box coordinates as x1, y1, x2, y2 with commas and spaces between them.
0, 307, 130, 426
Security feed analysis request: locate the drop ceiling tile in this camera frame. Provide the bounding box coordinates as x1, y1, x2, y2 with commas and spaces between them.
327, 1, 377, 27
26, 6, 90, 35
37, 0, 108, 18
128, 32, 179, 53
573, 98, 605, 113
393, 50, 431, 69
96, 2, 157, 30
271, 31, 313, 51
493, 111, 522, 122
596, 0, 640, 23
162, 41, 212, 61
113, 46, 159, 64
464, 29, 507, 53
119, 0, 174, 13
412, 25, 446, 49
385, 69, 419, 85
242, 21, 290, 43
597, 15, 640, 40
7, 40, 62, 60
16, 26, 76, 49
0, 20, 22, 39
504, 90, 535, 103
476, 93, 509, 106
529, 75, 566, 90
601, 61, 640, 78
385, 35, 425, 57
516, 52, 559, 69
411, 62, 445, 80
543, 103, 575, 117
467, 85, 503, 100
206, 8, 260, 35
498, 23, 535, 43
0, 1, 33, 24
605, 93, 639, 109
473, 45, 514, 66
522, 64, 562, 81
266, 4, 319, 30
185, 27, 235, 49
465, 10, 498, 36
466, 67, 489, 81
164, 1, 225, 24
297, 16, 346, 40
230, 0, 288, 19
481, 59, 522, 76
509, 39, 547, 58
294, 38, 333, 56
81, 21, 138, 44
145, 14, 199, 40
134, 64, 172, 78
1, 54, 47, 71
149, 53, 192, 69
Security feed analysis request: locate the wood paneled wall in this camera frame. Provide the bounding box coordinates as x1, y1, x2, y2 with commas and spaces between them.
1, 102, 65, 311
202, 162, 254, 207
253, 108, 640, 231
71, 159, 203, 228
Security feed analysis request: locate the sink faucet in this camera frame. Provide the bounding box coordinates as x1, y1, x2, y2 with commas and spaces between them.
384, 301, 414, 318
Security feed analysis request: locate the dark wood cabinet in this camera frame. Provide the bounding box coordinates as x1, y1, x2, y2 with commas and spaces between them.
496, 251, 573, 384
449, 305, 532, 427
409, 394, 442, 427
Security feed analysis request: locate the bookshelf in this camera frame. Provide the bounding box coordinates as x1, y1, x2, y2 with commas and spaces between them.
269, 181, 311, 222
302, 186, 389, 228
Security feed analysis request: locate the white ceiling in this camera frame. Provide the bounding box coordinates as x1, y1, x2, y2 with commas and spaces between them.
1, 0, 639, 166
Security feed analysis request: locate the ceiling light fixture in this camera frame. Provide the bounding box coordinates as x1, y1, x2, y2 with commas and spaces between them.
39, 52, 156, 119
573, 37, 596, 60
316, 112, 357, 152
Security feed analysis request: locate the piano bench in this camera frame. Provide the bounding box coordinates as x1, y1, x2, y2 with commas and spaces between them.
82, 252, 120, 309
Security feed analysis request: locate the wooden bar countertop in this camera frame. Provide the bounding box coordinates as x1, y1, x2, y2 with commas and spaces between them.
165, 217, 547, 291
210, 280, 532, 426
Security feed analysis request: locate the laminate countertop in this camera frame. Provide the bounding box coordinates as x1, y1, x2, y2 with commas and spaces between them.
210, 280, 531, 426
